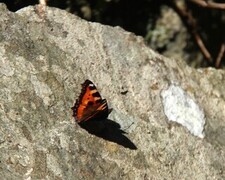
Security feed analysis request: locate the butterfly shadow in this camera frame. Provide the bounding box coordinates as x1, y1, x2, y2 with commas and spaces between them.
78, 119, 137, 150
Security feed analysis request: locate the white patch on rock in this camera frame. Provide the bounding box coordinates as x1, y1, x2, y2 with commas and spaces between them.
31, 75, 52, 106
161, 85, 205, 138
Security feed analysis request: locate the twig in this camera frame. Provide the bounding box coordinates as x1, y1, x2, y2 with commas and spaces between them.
36, 0, 47, 19
39, 0, 47, 6
189, 0, 225, 10
215, 43, 225, 68
193, 31, 212, 61
172, 0, 212, 63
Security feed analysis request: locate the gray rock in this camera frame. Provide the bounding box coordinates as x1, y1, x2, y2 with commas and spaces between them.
0, 3, 225, 179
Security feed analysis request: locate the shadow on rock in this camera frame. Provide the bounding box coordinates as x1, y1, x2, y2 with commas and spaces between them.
79, 119, 137, 150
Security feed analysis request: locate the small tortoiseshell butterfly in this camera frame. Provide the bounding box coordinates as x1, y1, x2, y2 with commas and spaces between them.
71, 79, 110, 123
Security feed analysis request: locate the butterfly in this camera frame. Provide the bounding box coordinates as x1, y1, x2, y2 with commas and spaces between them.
71, 79, 110, 123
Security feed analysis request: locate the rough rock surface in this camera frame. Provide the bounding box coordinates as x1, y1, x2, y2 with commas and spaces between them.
0, 3, 225, 179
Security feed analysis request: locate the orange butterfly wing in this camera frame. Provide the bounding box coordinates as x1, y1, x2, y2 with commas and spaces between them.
71, 80, 109, 123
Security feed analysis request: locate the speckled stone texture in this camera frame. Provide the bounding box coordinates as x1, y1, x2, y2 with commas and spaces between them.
0, 3, 225, 179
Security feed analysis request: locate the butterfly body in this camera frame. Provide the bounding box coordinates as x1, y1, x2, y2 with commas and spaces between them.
71, 80, 109, 123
